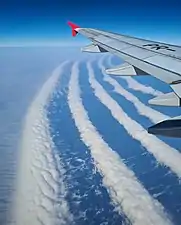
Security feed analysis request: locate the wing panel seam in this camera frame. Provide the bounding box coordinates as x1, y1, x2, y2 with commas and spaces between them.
93, 39, 181, 80
85, 29, 181, 61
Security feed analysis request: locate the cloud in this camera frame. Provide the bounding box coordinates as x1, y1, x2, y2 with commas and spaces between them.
107, 55, 163, 96
88, 60, 181, 179
68, 61, 172, 225
12, 61, 73, 225
99, 58, 169, 124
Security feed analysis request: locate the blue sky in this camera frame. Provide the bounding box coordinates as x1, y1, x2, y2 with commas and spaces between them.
0, 0, 181, 46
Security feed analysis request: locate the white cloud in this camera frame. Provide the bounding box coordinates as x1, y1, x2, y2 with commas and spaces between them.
12, 61, 73, 225
107, 55, 163, 96
68, 61, 172, 225
99, 58, 169, 124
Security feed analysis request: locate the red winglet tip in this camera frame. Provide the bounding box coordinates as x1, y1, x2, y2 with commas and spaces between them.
67, 21, 80, 36
67, 21, 80, 29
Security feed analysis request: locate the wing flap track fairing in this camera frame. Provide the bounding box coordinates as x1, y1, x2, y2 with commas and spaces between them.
106, 63, 148, 76
81, 44, 108, 53
149, 92, 181, 107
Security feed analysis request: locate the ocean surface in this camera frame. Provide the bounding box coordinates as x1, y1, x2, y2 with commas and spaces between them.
0, 47, 181, 225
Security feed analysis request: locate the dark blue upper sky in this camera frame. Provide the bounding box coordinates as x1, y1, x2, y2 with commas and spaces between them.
0, 0, 181, 46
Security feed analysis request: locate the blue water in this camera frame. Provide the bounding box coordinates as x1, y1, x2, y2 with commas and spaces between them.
46, 58, 181, 225
47, 61, 127, 225
80, 60, 181, 225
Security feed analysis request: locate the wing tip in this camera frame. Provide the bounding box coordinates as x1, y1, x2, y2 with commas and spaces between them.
67, 21, 80, 37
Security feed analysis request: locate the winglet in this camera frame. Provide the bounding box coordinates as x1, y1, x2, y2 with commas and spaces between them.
67, 21, 80, 37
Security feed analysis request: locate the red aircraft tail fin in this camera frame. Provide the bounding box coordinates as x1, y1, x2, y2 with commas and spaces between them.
67, 21, 80, 37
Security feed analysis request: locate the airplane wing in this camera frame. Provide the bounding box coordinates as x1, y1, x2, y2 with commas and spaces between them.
68, 21, 181, 138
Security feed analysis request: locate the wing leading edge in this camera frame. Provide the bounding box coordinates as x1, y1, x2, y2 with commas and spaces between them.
68, 21, 181, 138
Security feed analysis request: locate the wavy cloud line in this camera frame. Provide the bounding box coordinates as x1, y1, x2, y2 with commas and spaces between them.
68, 61, 172, 225
99, 59, 169, 124
107, 55, 163, 96
12, 61, 73, 225
88, 60, 181, 178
